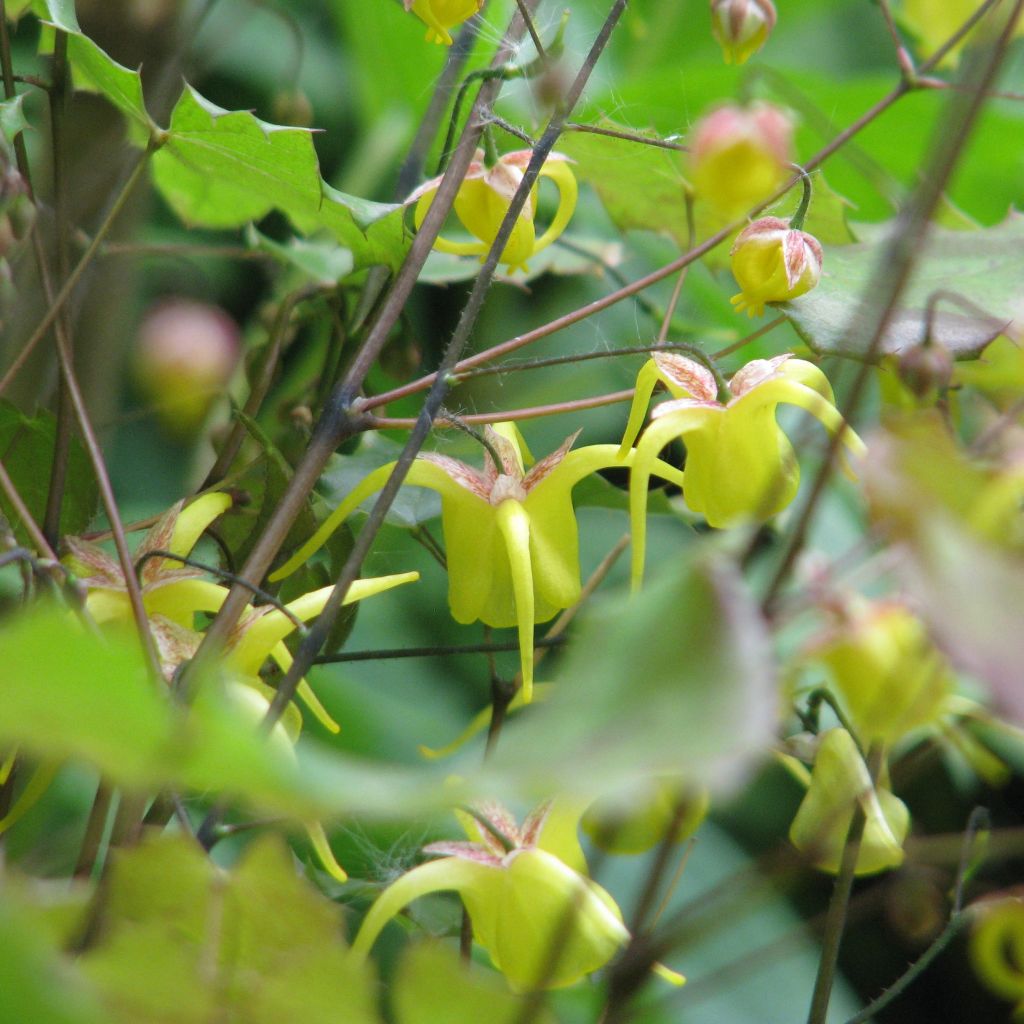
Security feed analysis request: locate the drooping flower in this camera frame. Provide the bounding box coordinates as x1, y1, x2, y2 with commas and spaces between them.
787, 728, 910, 876
271, 425, 685, 701
729, 216, 823, 317
404, 0, 483, 45
689, 102, 793, 219
351, 799, 685, 991
620, 352, 865, 587
407, 150, 577, 273
802, 598, 953, 750
710, 0, 777, 64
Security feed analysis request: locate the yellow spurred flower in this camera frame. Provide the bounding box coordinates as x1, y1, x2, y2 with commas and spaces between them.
689, 102, 793, 219
620, 352, 865, 587
710, 0, 776, 64
730, 216, 823, 317
970, 898, 1024, 1018
272, 425, 685, 701
351, 799, 684, 991
407, 150, 577, 273
404, 0, 483, 45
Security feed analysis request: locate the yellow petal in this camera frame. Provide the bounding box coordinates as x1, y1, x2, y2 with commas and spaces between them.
170, 492, 233, 557
495, 499, 536, 703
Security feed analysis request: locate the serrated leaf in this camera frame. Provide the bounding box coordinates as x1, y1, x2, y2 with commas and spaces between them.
0, 398, 98, 547
153, 87, 408, 271
557, 120, 691, 248
783, 215, 1021, 360
34, 0, 153, 142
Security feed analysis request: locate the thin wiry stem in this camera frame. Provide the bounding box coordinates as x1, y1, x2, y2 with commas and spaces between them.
564, 120, 687, 151
367, 388, 634, 429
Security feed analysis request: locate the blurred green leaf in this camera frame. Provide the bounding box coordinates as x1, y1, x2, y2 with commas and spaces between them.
0, 398, 97, 546
393, 942, 558, 1024
484, 543, 777, 799
0, 898, 107, 1024
81, 835, 381, 1024
783, 215, 1022, 359
153, 87, 409, 270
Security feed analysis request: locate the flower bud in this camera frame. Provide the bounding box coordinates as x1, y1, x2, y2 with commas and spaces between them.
896, 342, 954, 400
710, 0, 776, 64
133, 299, 241, 437
729, 216, 822, 317
689, 102, 793, 218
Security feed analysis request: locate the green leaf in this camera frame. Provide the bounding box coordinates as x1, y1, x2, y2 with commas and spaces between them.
0, 398, 98, 547
0, 898, 107, 1024
320, 435, 442, 529
0, 94, 27, 145
35, 0, 153, 142
81, 835, 382, 1024
245, 225, 354, 286
783, 214, 1021, 360
392, 942, 557, 1024
484, 543, 777, 799
557, 121, 691, 249
153, 87, 409, 271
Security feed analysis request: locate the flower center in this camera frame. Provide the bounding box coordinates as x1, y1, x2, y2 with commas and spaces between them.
489, 473, 528, 505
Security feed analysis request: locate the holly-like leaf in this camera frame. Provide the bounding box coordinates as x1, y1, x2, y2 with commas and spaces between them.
782, 214, 1021, 360
557, 120, 691, 248
34, 0, 154, 143
153, 87, 408, 271
0, 398, 97, 547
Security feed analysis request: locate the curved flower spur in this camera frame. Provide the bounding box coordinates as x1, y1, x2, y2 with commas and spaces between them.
406, 150, 578, 274
271, 425, 685, 701
620, 352, 866, 588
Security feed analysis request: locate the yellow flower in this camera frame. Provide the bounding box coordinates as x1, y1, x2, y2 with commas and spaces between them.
620, 353, 865, 587
271, 425, 685, 701
710, 0, 776, 64
351, 799, 684, 991
787, 729, 910, 876
407, 150, 577, 273
729, 216, 823, 317
690, 102, 793, 219
404, 0, 483, 45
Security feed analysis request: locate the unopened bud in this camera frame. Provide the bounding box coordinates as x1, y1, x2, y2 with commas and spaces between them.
134, 299, 241, 437
690, 102, 793, 218
897, 342, 954, 399
729, 216, 822, 317
272, 89, 314, 127
710, 0, 776, 64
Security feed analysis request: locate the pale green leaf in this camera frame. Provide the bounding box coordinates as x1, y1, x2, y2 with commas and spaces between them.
245, 225, 355, 286
783, 214, 1022, 360
0, 94, 27, 144
393, 942, 557, 1024
153, 87, 408, 270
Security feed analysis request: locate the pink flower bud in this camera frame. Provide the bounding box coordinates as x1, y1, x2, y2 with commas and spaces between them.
690, 102, 793, 218
710, 0, 776, 64
729, 216, 822, 317
134, 299, 241, 437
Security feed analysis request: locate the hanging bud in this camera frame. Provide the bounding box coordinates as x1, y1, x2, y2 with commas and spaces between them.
133, 299, 241, 437
729, 216, 822, 317
689, 102, 793, 219
710, 0, 776, 64
896, 341, 954, 400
